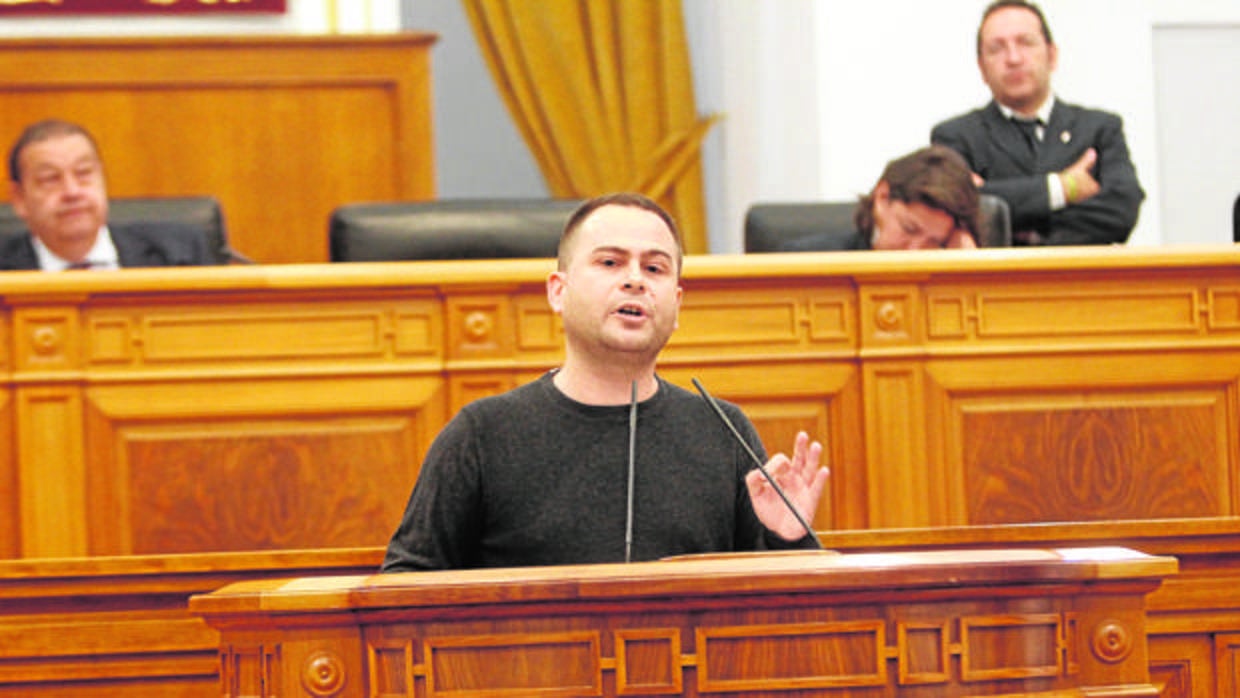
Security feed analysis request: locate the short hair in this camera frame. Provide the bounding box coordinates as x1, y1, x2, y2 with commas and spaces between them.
854, 145, 981, 244
976, 0, 1054, 57
8, 119, 101, 183
558, 192, 684, 275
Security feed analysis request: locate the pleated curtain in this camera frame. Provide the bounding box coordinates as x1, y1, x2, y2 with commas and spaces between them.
462, 0, 717, 253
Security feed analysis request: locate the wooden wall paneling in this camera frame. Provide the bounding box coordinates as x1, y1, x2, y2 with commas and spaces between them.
448, 372, 520, 418
662, 274, 865, 528
659, 361, 861, 531
1148, 633, 1213, 698
814, 517, 1240, 698
6, 277, 452, 558
10, 303, 91, 558
445, 293, 521, 363
0, 391, 14, 560
667, 277, 857, 362
0, 35, 437, 264
445, 278, 563, 415
858, 282, 938, 528
16, 387, 87, 558
0, 549, 383, 697
927, 352, 1237, 525
1215, 633, 1240, 698
862, 361, 936, 528
1, 248, 1239, 561
82, 375, 443, 556
0, 308, 13, 559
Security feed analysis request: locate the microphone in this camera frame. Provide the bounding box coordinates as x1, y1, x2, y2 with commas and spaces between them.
625, 380, 637, 563
691, 377, 824, 549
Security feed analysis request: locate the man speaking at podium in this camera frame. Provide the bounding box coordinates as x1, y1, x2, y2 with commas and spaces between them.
382, 193, 829, 572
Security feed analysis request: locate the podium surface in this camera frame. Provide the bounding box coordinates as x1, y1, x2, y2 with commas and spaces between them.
190, 547, 1174, 697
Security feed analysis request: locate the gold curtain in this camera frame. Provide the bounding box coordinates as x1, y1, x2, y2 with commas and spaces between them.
461, 0, 717, 253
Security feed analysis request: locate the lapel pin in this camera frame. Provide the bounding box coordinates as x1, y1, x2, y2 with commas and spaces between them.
1060, 130, 1071, 144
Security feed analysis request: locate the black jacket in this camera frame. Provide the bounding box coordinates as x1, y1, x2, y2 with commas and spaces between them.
0, 221, 214, 271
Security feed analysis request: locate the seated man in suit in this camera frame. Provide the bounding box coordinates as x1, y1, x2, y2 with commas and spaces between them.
931, 0, 1145, 246
788, 145, 981, 251
2, 118, 213, 271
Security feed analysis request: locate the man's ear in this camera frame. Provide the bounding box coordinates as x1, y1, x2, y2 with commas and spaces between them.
1048, 43, 1058, 73
546, 270, 566, 314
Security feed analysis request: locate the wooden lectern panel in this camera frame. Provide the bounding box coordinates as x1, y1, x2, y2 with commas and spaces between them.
190, 548, 1175, 697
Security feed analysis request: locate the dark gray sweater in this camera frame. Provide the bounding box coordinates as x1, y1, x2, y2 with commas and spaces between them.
382, 372, 813, 571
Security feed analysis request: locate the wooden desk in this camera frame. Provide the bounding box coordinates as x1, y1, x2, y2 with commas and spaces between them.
0, 548, 382, 697
2, 245, 1239, 559
817, 518, 1240, 698
189, 548, 1175, 697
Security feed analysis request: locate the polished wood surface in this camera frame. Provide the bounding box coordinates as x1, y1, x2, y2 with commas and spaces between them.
2, 245, 1239, 560
190, 547, 1173, 697
0, 34, 436, 263
0, 548, 382, 697
817, 518, 1240, 698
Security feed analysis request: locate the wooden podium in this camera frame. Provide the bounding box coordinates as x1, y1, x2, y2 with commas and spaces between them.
189, 547, 1174, 697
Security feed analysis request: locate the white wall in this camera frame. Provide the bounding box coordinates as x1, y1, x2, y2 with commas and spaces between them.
704, 0, 1240, 251
698, 0, 1240, 251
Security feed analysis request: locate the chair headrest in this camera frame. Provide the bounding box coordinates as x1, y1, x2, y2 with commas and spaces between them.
744, 194, 1012, 251
329, 199, 584, 262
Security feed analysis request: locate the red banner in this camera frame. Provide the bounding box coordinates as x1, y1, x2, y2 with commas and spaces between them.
0, 0, 286, 15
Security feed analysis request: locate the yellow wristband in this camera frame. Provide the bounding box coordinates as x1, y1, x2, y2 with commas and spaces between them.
1062, 172, 1078, 202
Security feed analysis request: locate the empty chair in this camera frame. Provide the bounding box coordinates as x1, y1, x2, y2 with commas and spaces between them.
0, 195, 235, 266
744, 193, 1012, 252
329, 199, 585, 262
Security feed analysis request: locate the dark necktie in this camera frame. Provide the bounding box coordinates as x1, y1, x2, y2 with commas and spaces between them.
66, 261, 95, 270
1011, 117, 1041, 152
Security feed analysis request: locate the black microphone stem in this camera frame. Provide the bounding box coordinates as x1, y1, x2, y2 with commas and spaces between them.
625, 380, 638, 563
691, 377, 824, 549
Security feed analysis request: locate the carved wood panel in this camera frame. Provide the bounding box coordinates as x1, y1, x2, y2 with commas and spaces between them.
958, 393, 1228, 524
121, 419, 416, 554
17, 387, 87, 557
0, 386, 14, 559
80, 377, 443, 555
658, 362, 861, 530
1216, 633, 1240, 698
1149, 633, 1213, 698
352, 601, 1134, 697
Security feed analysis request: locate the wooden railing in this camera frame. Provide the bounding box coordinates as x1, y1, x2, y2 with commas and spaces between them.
3, 246, 1238, 559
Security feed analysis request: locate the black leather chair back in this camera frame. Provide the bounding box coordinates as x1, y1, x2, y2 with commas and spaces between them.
329, 199, 585, 262
1233, 192, 1239, 243
0, 195, 233, 265
744, 193, 1012, 252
